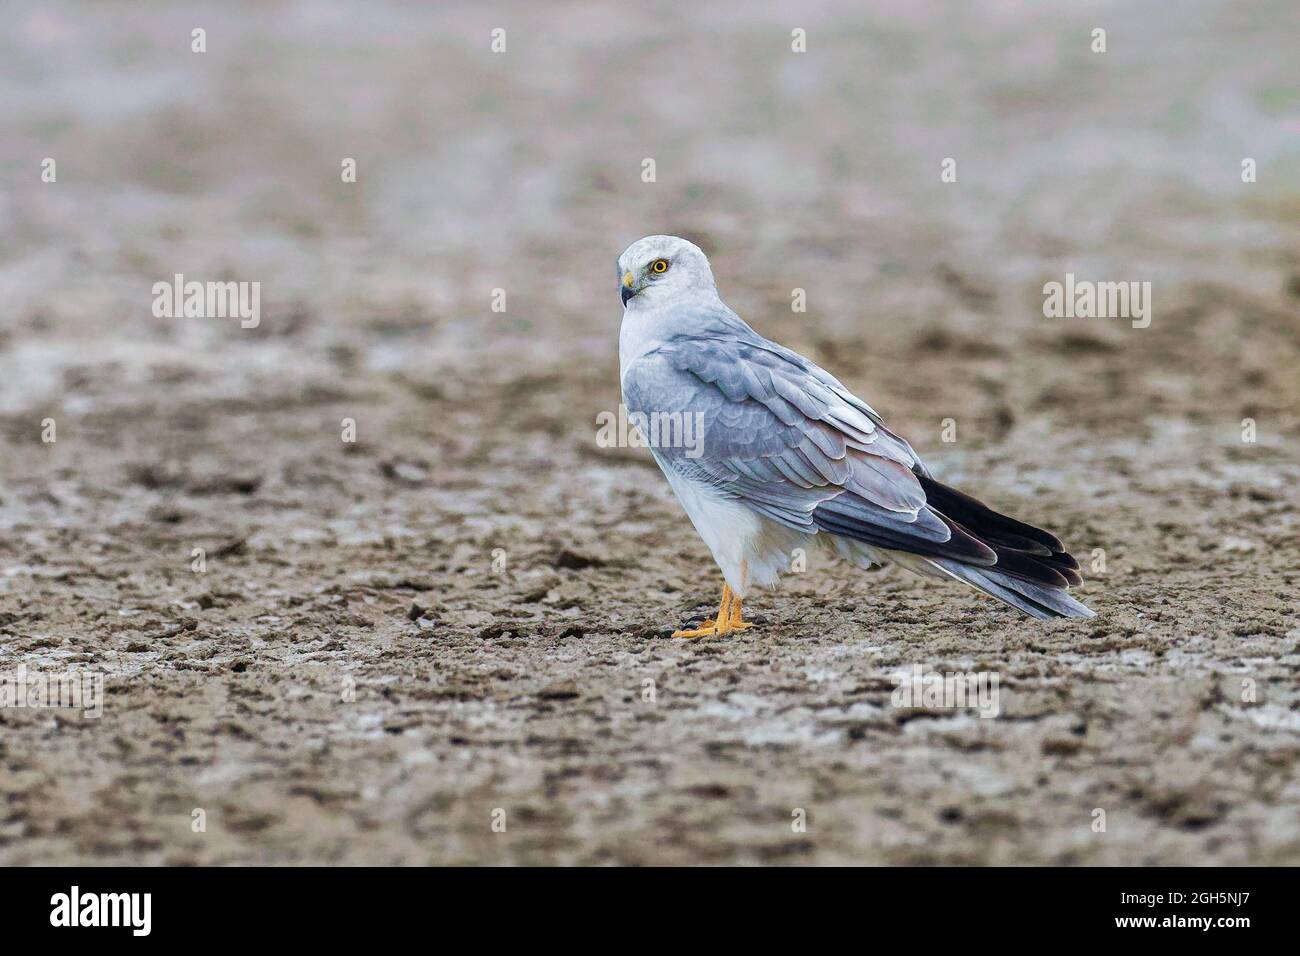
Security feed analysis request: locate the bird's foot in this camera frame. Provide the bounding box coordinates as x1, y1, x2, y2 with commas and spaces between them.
671, 585, 752, 639
671, 619, 753, 639
672, 615, 716, 637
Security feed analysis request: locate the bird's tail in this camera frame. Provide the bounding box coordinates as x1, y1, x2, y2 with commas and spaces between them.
821, 470, 1096, 620
917, 474, 1094, 620
928, 558, 1095, 619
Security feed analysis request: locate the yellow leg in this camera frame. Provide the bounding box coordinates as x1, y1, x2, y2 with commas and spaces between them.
729, 593, 746, 627
672, 584, 754, 639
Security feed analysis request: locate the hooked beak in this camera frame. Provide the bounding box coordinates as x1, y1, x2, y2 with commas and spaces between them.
621, 270, 636, 306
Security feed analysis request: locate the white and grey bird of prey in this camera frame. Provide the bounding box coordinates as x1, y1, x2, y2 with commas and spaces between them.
617, 235, 1095, 638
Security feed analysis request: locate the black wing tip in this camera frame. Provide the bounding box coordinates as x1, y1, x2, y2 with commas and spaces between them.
917, 474, 1068, 554
915, 473, 1089, 591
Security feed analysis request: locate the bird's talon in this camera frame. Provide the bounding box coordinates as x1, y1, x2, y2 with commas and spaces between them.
669, 587, 752, 638
671, 626, 713, 639
670, 621, 750, 639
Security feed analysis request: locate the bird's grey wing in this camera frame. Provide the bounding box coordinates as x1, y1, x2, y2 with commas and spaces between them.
623, 348, 835, 531
701, 325, 936, 477
621, 338, 994, 565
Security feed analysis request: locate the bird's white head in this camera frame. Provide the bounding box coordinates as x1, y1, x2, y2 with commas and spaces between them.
617, 235, 717, 309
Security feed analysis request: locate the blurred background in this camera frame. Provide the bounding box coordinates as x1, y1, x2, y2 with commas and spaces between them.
0, 0, 1297, 865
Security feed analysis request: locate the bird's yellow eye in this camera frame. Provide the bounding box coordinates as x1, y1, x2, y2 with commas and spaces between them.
650, 258, 669, 274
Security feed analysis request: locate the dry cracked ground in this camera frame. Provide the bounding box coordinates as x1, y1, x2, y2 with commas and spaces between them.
1, 0, 1298, 864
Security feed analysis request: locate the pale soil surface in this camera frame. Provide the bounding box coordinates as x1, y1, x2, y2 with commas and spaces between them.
1, 0, 1298, 864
